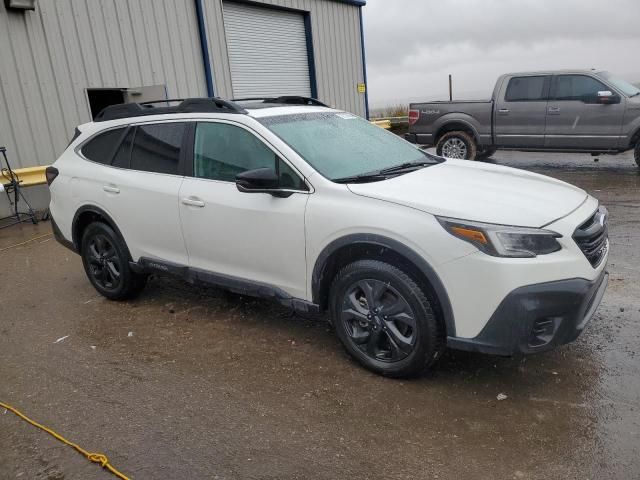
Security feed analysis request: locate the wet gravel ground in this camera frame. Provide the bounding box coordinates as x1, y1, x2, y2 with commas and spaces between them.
1, 150, 639, 480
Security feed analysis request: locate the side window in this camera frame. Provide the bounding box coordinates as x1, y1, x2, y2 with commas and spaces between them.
81, 127, 126, 164
553, 75, 609, 101
505, 76, 548, 102
112, 128, 134, 169
278, 159, 307, 190
194, 122, 274, 182
130, 123, 186, 175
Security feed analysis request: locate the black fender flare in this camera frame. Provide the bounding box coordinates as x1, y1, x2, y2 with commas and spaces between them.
72, 205, 128, 253
311, 234, 456, 337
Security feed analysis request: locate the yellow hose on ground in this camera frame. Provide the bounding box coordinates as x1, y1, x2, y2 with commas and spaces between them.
0, 401, 130, 480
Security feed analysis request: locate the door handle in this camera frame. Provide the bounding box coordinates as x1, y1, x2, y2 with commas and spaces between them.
497, 108, 510, 115
181, 197, 205, 208
548, 106, 561, 114
102, 185, 120, 194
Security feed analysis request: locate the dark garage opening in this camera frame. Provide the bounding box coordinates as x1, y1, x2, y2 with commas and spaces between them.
87, 89, 125, 119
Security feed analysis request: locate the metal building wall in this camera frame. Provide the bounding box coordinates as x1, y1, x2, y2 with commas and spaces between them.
0, 0, 207, 172
203, 0, 366, 117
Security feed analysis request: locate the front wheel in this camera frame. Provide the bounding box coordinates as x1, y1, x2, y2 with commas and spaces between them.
329, 260, 445, 378
635, 141, 640, 168
436, 131, 477, 160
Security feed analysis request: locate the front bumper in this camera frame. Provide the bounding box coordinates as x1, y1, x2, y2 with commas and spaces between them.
447, 270, 608, 355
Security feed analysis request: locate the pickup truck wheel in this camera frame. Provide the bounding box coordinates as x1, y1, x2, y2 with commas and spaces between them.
80, 222, 147, 300
436, 131, 477, 160
329, 260, 445, 378
635, 142, 640, 168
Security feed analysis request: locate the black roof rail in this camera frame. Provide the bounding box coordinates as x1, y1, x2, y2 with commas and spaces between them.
233, 96, 330, 107
94, 97, 247, 122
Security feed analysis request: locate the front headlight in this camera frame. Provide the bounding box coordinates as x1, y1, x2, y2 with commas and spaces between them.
437, 217, 562, 258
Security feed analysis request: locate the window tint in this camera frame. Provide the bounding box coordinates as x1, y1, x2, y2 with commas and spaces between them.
194, 122, 276, 182
194, 122, 307, 189
505, 76, 547, 102
278, 159, 307, 190
130, 123, 185, 175
112, 128, 134, 169
553, 75, 608, 101
81, 128, 125, 164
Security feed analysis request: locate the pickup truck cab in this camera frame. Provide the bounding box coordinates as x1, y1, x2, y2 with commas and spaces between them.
407, 70, 640, 166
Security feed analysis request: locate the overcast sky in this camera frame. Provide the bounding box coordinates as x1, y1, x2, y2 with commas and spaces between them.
362, 0, 640, 108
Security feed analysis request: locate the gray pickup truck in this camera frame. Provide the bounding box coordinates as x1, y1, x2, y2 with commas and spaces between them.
406, 70, 640, 166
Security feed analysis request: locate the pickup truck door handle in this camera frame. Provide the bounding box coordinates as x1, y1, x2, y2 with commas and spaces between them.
497, 108, 510, 115
181, 197, 205, 208
548, 106, 561, 114
102, 185, 120, 194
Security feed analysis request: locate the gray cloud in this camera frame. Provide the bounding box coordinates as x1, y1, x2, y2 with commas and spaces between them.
362, 0, 640, 107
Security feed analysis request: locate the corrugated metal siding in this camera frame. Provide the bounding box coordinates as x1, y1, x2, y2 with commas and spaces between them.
204, 0, 366, 117
223, 1, 311, 98
0, 0, 207, 170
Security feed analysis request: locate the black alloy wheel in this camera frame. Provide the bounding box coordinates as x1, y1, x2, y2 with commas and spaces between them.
330, 260, 444, 377
81, 222, 147, 300
86, 233, 122, 292
340, 279, 416, 362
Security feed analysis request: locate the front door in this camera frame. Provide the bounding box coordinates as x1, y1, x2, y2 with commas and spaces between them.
544, 74, 625, 150
179, 121, 310, 299
494, 75, 550, 148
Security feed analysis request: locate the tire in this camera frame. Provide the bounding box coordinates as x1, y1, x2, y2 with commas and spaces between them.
435, 131, 477, 160
80, 222, 147, 300
635, 141, 640, 168
329, 260, 445, 378
476, 147, 497, 161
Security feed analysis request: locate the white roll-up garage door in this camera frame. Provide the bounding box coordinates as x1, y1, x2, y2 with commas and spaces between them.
222, 1, 312, 99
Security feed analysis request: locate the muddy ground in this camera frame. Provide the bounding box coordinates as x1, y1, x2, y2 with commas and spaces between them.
1, 151, 638, 480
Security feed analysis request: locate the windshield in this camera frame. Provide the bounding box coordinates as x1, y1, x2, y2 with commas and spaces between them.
597, 71, 640, 97
259, 112, 440, 181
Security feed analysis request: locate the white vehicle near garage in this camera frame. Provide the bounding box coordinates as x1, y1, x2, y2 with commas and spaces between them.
46, 97, 609, 377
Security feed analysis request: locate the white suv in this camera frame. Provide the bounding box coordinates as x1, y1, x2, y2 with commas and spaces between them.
46, 97, 609, 377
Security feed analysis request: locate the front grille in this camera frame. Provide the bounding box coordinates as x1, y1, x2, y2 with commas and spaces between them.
573, 206, 609, 268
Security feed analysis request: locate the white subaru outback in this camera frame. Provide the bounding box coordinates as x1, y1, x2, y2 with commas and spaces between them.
46, 96, 609, 377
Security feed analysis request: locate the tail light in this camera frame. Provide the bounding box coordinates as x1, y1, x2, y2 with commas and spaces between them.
408, 109, 420, 126
45, 166, 59, 186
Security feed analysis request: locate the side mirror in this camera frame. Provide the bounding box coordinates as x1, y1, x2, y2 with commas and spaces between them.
236, 167, 291, 197
597, 91, 620, 105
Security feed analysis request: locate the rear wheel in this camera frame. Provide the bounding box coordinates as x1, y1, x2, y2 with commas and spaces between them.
436, 131, 477, 160
329, 260, 445, 378
80, 222, 147, 300
635, 141, 640, 168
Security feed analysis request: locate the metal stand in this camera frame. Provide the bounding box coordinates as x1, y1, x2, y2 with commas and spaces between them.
0, 146, 38, 230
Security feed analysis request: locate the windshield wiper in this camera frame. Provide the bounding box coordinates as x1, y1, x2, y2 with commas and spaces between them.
630, 92, 640, 98
333, 172, 389, 184
379, 160, 434, 175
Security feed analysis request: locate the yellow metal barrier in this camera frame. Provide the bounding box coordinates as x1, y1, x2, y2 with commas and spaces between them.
371, 119, 392, 130
1, 166, 48, 187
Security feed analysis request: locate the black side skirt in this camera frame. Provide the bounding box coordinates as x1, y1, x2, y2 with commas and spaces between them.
136, 257, 319, 314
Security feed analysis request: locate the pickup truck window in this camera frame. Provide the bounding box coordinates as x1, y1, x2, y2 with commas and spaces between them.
552, 75, 608, 102
597, 71, 640, 97
505, 76, 548, 102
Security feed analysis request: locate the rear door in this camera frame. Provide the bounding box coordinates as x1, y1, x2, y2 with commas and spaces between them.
544, 74, 625, 150
80, 122, 189, 264
494, 75, 550, 148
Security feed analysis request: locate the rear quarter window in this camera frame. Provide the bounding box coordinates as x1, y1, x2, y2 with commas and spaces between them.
80, 128, 126, 164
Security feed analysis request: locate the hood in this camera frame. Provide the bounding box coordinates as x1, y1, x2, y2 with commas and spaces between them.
347, 159, 587, 227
